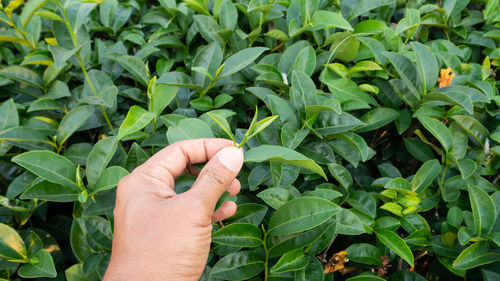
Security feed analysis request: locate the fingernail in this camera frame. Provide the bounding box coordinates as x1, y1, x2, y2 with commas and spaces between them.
218, 147, 244, 173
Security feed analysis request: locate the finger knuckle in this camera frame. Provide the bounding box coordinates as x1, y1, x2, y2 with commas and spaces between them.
201, 166, 229, 187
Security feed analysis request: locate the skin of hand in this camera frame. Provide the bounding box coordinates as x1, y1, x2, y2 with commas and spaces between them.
103, 138, 244, 281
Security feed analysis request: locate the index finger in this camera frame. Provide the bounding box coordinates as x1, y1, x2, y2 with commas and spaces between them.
133, 138, 235, 189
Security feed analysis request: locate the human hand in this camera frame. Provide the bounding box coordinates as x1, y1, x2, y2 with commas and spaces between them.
103, 138, 244, 281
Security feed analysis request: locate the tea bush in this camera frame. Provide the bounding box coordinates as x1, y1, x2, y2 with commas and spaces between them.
0, 0, 500, 280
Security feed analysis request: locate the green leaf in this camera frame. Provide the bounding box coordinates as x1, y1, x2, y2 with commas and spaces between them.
80, 70, 118, 108
206, 112, 235, 142
246, 115, 279, 140
219, 47, 269, 78
411, 159, 441, 193
27, 98, 61, 112
166, 118, 214, 143
192, 42, 222, 89
346, 243, 383, 266
356, 108, 399, 133
425, 90, 473, 115
411, 42, 438, 94
469, 184, 496, 235
404, 138, 434, 162
453, 241, 500, 270
12, 151, 79, 190
157, 71, 203, 92
0, 223, 27, 261
380, 202, 403, 216
376, 229, 414, 267
349, 61, 383, 75
383, 52, 420, 100
257, 187, 294, 210
358, 37, 388, 65
418, 116, 453, 152
108, 55, 149, 86
385, 177, 412, 194
327, 163, 352, 193
228, 203, 268, 226
18, 249, 57, 278
299, 0, 319, 25
354, 20, 387, 34
211, 222, 262, 248
348, 0, 394, 20
305, 99, 342, 120
48, 44, 82, 68
450, 115, 488, 145
117, 106, 155, 141
443, 0, 470, 19
346, 190, 377, 218
268, 197, 340, 236
292, 47, 316, 76
244, 145, 326, 180
21, 180, 80, 202
0, 99, 19, 131
218, 0, 237, 30
36, 11, 63, 22
86, 136, 118, 188
310, 10, 353, 31
57, 105, 97, 146
270, 248, 308, 274
336, 208, 366, 235
456, 159, 477, 180
209, 251, 264, 280
0, 66, 43, 89
93, 166, 128, 193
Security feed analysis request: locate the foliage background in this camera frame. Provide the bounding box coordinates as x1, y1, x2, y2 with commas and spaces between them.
0, 0, 500, 280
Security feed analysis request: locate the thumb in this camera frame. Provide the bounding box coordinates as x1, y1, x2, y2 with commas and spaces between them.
187, 146, 244, 210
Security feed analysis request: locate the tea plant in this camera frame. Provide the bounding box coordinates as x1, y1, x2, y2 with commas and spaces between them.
0, 0, 499, 280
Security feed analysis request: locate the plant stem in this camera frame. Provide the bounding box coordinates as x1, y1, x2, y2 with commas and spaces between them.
440, 163, 448, 184
263, 229, 269, 281
77, 53, 115, 131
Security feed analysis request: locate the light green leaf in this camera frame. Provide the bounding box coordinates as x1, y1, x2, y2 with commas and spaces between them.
117, 106, 155, 141
166, 118, 214, 143
310, 10, 352, 31
18, 249, 57, 278
0, 223, 27, 261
